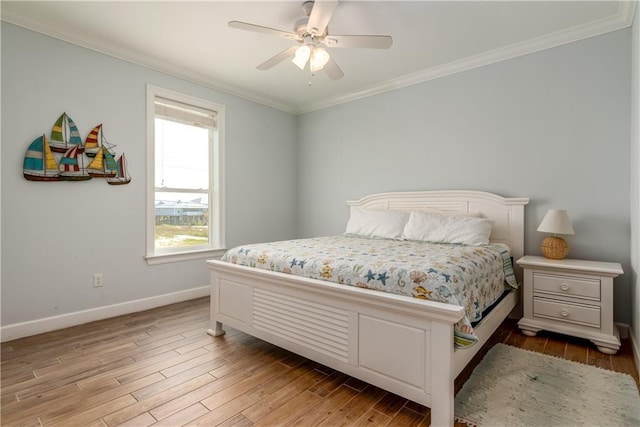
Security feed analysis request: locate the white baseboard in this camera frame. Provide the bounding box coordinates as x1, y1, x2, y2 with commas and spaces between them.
630, 326, 640, 377
617, 322, 630, 339
0, 286, 210, 342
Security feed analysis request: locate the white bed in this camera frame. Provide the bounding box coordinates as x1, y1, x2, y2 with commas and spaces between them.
206, 190, 529, 426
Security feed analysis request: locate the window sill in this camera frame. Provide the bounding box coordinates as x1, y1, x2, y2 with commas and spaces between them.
145, 248, 227, 265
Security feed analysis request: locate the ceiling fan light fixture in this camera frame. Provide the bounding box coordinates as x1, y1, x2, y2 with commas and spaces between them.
231, 0, 391, 80
310, 46, 330, 72
292, 44, 311, 70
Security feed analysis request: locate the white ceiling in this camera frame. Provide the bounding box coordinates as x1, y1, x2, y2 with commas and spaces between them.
1, 1, 635, 113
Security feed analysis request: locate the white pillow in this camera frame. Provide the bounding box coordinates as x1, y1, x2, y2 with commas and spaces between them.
345, 207, 409, 239
402, 211, 492, 245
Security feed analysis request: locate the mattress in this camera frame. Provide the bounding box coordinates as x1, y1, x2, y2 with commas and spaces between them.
221, 235, 517, 348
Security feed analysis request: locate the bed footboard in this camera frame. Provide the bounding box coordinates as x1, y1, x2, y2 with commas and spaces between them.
206, 260, 465, 426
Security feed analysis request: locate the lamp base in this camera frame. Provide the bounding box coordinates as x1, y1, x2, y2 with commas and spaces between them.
541, 236, 569, 259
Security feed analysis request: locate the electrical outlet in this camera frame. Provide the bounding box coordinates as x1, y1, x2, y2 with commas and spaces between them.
93, 273, 103, 288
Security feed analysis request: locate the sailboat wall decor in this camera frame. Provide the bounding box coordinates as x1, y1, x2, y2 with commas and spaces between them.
22, 113, 131, 185
50, 113, 84, 153
84, 123, 113, 158
59, 145, 91, 181
86, 146, 117, 178
107, 153, 131, 185
23, 134, 60, 181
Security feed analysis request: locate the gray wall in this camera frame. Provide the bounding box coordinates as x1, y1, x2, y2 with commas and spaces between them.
630, 6, 639, 363
297, 29, 632, 323
1, 23, 297, 326
1, 22, 635, 330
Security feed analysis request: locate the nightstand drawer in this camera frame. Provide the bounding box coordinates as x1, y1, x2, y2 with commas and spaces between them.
533, 272, 600, 300
533, 298, 600, 328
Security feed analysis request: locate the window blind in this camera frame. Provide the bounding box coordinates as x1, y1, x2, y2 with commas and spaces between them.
155, 97, 217, 128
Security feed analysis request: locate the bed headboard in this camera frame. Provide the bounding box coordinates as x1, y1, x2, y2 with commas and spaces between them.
347, 190, 530, 263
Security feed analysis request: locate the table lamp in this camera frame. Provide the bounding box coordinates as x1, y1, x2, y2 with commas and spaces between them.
537, 209, 575, 259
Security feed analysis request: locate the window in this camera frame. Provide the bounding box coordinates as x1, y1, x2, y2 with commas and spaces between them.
146, 85, 225, 264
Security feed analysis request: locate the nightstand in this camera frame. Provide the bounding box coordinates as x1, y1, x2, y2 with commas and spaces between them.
516, 255, 623, 354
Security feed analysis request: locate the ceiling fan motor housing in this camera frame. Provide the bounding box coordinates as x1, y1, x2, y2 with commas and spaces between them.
301, 1, 314, 17
294, 19, 327, 39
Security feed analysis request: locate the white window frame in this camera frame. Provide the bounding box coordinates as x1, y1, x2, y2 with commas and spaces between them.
145, 85, 226, 265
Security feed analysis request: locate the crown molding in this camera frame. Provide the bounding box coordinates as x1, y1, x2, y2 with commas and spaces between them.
0, 9, 298, 114
295, 0, 637, 114
2, 1, 635, 116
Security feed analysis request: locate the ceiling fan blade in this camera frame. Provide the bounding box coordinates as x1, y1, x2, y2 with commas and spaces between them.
323, 56, 344, 80
229, 21, 298, 41
256, 46, 298, 70
324, 34, 393, 49
306, 1, 338, 36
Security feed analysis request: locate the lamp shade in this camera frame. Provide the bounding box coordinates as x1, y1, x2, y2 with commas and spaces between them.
310, 47, 330, 72
292, 45, 311, 70
537, 209, 575, 235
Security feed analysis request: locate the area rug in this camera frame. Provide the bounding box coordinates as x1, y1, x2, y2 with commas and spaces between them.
455, 343, 640, 426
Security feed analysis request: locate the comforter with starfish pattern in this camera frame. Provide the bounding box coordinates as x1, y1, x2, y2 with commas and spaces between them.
221, 235, 517, 348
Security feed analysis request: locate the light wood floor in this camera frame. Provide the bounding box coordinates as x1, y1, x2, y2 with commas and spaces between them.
2, 297, 638, 426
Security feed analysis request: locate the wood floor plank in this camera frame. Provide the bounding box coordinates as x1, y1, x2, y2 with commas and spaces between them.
158, 358, 289, 420
1, 296, 636, 427
2, 373, 165, 424
183, 383, 269, 426
1, 357, 61, 383
386, 406, 428, 426
159, 352, 223, 378
240, 363, 327, 423
373, 391, 407, 418
564, 339, 589, 364
1, 393, 18, 407
308, 370, 351, 398
132, 357, 227, 401
8, 357, 135, 402
251, 390, 322, 426
100, 333, 207, 366
207, 341, 282, 380
40, 373, 165, 426
404, 400, 430, 416
521, 334, 547, 353
198, 362, 290, 413
503, 327, 528, 347
613, 339, 640, 388
33, 358, 102, 380
78, 348, 203, 390
101, 373, 217, 426
3, 416, 42, 427
215, 413, 254, 427
351, 408, 391, 427
1, 370, 38, 389
174, 336, 218, 355
116, 348, 209, 384
289, 384, 359, 426
543, 335, 566, 358
138, 376, 234, 424
114, 411, 157, 427
48, 394, 138, 426
587, 348, 612, 370
316, 385, 387, 427
8, 383, 81, 413
150, 403, 209, 427
59, 341, 139, 363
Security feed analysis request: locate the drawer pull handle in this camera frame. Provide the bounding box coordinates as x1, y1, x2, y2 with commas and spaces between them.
560, 309, 569, 317
560, 283, 569, 291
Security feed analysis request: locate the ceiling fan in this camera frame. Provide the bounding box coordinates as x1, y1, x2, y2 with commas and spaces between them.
229, 0, 393, 80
